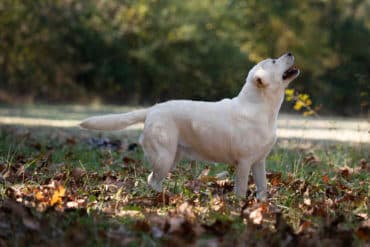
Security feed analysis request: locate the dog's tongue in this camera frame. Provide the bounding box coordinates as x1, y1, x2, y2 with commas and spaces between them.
288, 66, 298, 72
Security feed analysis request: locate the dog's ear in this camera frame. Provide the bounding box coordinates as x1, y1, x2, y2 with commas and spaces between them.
254, 76, 267, 89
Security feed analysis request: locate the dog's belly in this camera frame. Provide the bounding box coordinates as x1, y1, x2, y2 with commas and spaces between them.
177, 125, 276, 165
177, 135, 275, 165
177, 121, 236, 164
177, 129, 276, 165
177, 140, 235, 164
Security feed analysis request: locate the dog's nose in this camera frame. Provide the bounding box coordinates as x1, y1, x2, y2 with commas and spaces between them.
287, 52, 292, 57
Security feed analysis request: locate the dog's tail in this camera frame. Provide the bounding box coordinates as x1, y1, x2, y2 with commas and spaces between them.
79, 109, 148, 131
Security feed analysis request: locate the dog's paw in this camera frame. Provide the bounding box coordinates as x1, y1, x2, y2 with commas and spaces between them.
147, 172, 163, 192
234, 187, 247, 198
256, 190, 268, 201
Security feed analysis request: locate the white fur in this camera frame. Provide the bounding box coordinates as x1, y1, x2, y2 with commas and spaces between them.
80, 53, 300, 199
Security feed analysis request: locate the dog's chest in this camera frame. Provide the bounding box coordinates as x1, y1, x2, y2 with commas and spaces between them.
231, 114, 277, 161
254, 131, 277, 158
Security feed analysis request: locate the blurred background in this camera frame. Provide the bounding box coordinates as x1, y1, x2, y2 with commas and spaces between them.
0, 0, 369, 116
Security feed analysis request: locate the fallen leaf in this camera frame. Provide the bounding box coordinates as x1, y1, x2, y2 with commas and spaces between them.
339, 167, 350, 178
122, 156, 137, 165
178, 202, 195, 219
71, 167, 85, 181
361, 219, 370, 228
66, 137, 76, 145
356, 227, 370, 242
198, 166, 210, 179
66, 201, 78, 208
356, 219, 370, 242
297, 220, 311, 234
303, 153, 320, 165
269, 172, 282, 186
35, 191, 44, 201
322, 174, 330, 184
304, 197, 311, 206
356, 213, 368, 220
50, 185, 66, 206
249, 207, 263, 225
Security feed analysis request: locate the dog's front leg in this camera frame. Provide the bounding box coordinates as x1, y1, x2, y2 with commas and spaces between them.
252, 159, 267, 201
234, 159, 253, 197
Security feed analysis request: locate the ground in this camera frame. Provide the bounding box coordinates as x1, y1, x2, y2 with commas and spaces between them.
0, 105, 369, 246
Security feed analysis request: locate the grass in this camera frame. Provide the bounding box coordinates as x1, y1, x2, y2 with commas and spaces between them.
0, 105, 369, 246
0, 103, 140, 120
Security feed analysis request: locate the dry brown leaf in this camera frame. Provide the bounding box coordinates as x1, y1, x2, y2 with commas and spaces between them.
178, 202, 196, 219
339, 167, 350, 177
66, 201, 78, 208
322, 174, 330, 184
270, 175, 282, 186
71, 167, 85, 181
356, 213, 368, 220
304, 197, 311, 206
249, 207, 263, 224
356, 220, 370, 242
303, 154, 320, 165
210, 195, 225, 212
66, 137, 76, 145
122, 156, 137, 165
297, 220, 311, 234
198, 166, 210, 179
361, 219, 370, 228
356, 227, 370, 242
360, 159, 370, 171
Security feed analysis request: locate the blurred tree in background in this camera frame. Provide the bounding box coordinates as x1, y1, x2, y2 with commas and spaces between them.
0, 0, 369, 115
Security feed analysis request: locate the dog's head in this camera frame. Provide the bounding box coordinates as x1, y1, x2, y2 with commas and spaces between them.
248, 52, 300, 90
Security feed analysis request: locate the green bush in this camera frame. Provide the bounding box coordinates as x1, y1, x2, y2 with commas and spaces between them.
0, 0, 369, 115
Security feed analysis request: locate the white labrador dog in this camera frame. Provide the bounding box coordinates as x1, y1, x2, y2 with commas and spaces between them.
80, 52, 299, 199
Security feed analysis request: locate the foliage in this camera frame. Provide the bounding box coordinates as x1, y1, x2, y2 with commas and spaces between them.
285, 88, 318, 116
0, 0, 369, 114
0, 123, 369, 246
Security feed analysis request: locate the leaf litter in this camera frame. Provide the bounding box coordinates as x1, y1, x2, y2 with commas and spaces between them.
0, 126, 369, 246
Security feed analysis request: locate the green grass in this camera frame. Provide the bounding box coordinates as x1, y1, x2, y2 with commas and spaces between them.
0, 103, 140, 120
0, 105, 369, 246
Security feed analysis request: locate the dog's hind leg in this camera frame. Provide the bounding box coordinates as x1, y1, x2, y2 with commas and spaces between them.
170, 147, 184, 171
141, 120, 178, 192
146, 148, 177, 192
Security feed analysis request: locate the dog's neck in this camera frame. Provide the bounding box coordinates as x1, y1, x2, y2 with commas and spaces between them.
237, 81, 285, 124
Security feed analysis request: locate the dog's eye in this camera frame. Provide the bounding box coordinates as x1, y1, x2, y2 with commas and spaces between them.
272, 60, 276, 64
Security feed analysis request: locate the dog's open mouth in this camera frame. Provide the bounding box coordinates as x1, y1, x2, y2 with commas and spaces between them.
283, 66, 299, 80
